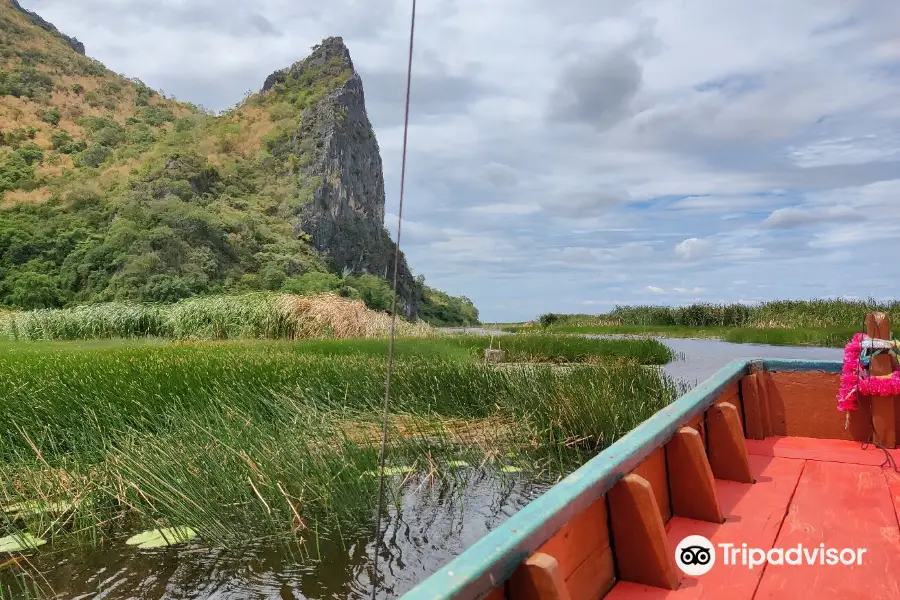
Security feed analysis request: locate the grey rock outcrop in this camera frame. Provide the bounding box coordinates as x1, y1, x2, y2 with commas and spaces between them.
262, 37, 421, 318
9, 0, 85, 55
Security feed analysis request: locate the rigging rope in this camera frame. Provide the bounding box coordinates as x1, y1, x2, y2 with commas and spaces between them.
371, 0, 417, 598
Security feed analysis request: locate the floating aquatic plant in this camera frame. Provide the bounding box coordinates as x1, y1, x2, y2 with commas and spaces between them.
4, 500, 76, 518
125, 527, 197, 549
0, 533, 46, 553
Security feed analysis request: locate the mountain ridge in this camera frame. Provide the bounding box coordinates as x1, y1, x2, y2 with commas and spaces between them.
0, 2, 479, 325
9, 0, 84, 55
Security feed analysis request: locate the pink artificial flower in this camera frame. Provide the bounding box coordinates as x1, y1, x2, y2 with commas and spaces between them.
837, 333, 900, 411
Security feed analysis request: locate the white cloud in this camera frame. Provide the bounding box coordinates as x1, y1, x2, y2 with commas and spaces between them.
646, 285, 665, 293
788, 133, 900, 168
615, 242, 654, 259
538, 189, 628, 218
667, 194, 785, 214
24, 0, 900, 321
762, 205, 861, 229
468, 203, 541, 216
674, 238, 714, 261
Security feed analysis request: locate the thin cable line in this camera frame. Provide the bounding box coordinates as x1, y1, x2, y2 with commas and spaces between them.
371, 1, 416, 598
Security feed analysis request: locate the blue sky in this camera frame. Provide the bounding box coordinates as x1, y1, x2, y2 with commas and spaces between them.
24, 0, 900, 322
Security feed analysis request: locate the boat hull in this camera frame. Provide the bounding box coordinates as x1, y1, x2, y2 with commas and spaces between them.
400, 357, 900, 600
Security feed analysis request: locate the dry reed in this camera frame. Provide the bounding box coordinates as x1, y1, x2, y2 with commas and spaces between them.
276, 293, 434, 339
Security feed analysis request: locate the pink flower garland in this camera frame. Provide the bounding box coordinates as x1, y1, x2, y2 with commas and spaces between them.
837, 333, 900, 411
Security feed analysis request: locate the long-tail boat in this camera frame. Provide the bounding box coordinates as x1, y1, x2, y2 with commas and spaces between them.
399, 312, 900, 599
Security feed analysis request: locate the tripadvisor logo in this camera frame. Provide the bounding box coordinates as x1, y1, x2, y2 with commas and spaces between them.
675, 535, 715, 576
675, 535, 869, 575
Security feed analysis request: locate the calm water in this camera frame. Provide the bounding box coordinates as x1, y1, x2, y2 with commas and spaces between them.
639, 337, 841, 386
1, 335, 841, 599
1, 476, 549, 600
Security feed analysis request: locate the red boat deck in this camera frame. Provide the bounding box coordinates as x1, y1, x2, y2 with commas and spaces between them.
605, 436, 900, 600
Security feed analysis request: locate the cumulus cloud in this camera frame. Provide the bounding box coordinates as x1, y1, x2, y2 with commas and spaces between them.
674, 238, 714, 261
24, 0, 900, 320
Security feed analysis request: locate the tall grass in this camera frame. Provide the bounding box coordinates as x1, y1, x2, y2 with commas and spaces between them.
0, 293, 433, 341
445, 334, 674, 364
0, 341, 681, 551
505, 324, 857, 348
0, 574, 41, 600
721, 327, 858, 347
539, 298, 898, 330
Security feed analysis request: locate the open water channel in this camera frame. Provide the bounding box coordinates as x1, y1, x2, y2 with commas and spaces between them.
0, 334, 842, 599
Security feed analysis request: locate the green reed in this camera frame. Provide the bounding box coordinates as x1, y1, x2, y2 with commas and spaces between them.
0, 292, 384, 341
533, 298, 899, 331
0, 339, 680, 550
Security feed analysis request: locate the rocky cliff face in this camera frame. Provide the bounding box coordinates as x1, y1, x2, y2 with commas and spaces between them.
263, 37, 421, 318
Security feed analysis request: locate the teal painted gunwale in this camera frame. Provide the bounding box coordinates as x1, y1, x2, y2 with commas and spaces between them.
400, 358, 843, 600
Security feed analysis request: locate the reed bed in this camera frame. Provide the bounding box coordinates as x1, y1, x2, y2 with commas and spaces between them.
282, 334, 673, 365
0, 339, 681, 552
466, 334, 673, 364
0, 293, 434, 341
535, 298, 898, 330
507, 324, 856, 348
721, 327, 858, 347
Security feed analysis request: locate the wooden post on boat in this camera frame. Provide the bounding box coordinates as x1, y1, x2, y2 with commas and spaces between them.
666, 427, 725, 523
865, 312, 897, 449
607, 474, 679, 590
706, 402, 754, 483
508, 553, 572, 600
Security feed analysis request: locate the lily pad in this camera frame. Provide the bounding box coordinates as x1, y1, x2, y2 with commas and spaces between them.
499, 466, 522, 473
125, 527, 197, 549
4, 500, 75, 518
447, 460, 470, 468
363, 466, 414, 477
0, 533, 47, 553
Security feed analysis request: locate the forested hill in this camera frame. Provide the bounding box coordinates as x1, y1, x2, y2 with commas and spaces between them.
0, 1, 479, 326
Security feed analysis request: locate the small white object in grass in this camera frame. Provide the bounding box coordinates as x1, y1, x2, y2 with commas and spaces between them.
0, 532, 47, 553
125, 526, 198, 549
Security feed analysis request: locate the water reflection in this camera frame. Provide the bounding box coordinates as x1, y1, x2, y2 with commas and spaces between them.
2, 474, 547, 600
650, 337, 841, 387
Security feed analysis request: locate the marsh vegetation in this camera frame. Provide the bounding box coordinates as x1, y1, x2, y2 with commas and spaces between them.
0, 332, 679, 598
510, 299, 886, 347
